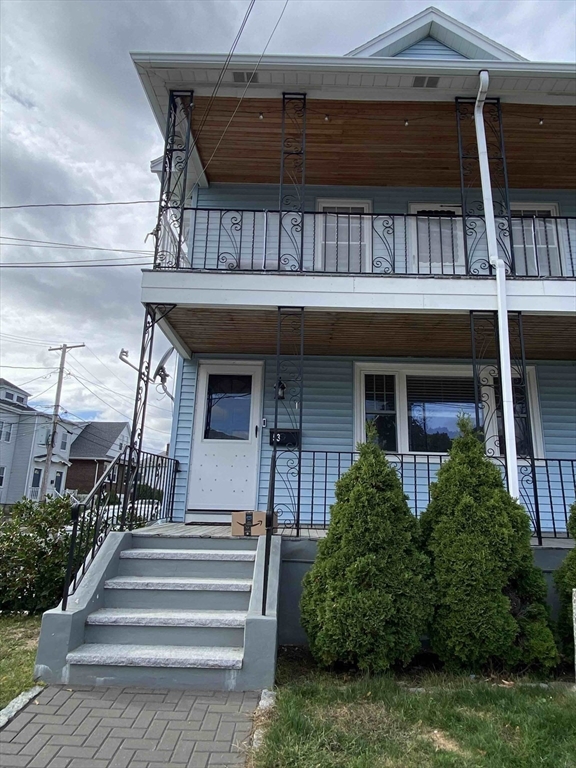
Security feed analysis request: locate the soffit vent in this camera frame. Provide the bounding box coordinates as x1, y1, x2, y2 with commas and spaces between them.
412, 76, 440, 88
232, 71, 259, 84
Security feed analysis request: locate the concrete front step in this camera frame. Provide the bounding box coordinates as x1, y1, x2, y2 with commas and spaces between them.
117, 548, 255, 579
131, 534, 258, 551
84, 608, 246, 647
66, 643, 243, 669
103, 576, 252, 611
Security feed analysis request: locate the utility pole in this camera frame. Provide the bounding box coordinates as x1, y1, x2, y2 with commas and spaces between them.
39, 343, 85, 501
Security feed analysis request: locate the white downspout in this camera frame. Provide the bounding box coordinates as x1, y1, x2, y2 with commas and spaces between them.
474, 70, 519, 498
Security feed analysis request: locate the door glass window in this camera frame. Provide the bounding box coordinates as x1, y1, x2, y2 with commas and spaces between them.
319, 203, 370, 272
32, 468, 42, 487
204, 374, 252, 440
364, 374, 397, 451
407, 376, 476, 452
413, 207, 465, 275
511, 208, 560, 276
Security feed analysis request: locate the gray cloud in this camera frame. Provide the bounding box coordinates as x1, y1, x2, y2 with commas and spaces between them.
1, 0, 574, 450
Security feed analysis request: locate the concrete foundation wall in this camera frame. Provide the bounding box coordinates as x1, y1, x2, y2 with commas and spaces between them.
278, 539, 573, 645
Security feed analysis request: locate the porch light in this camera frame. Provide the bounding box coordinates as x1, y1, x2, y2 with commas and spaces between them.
258, 112, 264, 120
275, 379, 286, 400
404, 119, 409, 126
539, 118, 544, 125
324, 114, 330, 122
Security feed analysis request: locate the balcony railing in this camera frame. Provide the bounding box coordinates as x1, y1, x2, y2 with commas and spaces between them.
154, 209, 576, 279
272, 450, 575, 540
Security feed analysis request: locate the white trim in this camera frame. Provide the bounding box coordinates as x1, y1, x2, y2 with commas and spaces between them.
315, 198, 373, 273
345, 7, 526, 61
187, 360, 264, 511
353, 361, 544, 457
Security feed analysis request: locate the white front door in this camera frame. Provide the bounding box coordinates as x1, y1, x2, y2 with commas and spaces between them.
188, 362, 263, 513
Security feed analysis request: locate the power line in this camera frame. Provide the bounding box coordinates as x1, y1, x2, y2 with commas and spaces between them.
0, 239, 153, 256
0, 200, 157, 211
85, 345, 138, 392
0, 364, 57, 369
0, 261, 149, 269
28, 381, 58, 401
0, 332, 65, 345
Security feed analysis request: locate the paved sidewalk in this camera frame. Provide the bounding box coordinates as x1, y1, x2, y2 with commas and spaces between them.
0, 686, 259, 768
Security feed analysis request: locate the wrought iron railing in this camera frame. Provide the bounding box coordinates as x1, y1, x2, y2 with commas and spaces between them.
61, 447, 178, 610
271, 450, 575, 539
153, 209, 576, 279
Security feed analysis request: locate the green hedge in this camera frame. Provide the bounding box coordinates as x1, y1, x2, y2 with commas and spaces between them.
0, 496, 72, 614
420, 416, 558, 671
300, 437, 432, 672
553, 502, 576, 659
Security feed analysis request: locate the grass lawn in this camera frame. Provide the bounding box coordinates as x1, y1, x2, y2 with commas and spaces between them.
253, 650, 576, 768
0, 614, 42, 710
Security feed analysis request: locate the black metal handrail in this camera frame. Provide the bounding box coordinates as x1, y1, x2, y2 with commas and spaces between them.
153, 208, 576, 279
269, 450, 575, 540
61, 447, 178, 610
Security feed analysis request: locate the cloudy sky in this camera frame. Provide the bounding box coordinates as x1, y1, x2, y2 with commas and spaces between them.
1, 0, 575, 451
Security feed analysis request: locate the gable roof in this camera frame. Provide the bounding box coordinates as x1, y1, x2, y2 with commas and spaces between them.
346, 6, 527, 62
0, 378, 30, 395
70, 421, 129, 459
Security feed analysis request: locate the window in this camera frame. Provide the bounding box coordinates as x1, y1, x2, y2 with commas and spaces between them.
356, 364, 542, 457
0, 467, 5, 488
317, 199, 372, 273
16, 395, 24, 403
409, 204, 466, 275
203, 374, 252, 440
60, 432, 68, 451
364, 374, 397, 451
0, 422, 12, 442
406, 376, 476, 452
4, 392, 14, 401
510, 204, 561, 276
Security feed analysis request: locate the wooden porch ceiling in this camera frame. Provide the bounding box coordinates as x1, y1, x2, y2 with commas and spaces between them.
192, 97, 576, 189
167, 309, 576, 360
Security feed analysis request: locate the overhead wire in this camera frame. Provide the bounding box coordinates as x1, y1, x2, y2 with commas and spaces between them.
0, 200, 157, 211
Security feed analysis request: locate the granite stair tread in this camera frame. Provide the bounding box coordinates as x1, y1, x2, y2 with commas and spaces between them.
86, 608, 247, 627
66, 644, 244, 669
104, 575, 252, 591
121, 548, 255, 561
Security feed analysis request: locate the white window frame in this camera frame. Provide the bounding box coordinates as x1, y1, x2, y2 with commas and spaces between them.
60, 431, 68, 451
4, 392, 14, 401
510, 203, 561, 275
315, 198, 373, 273
408, 203, 466, 275
354, 362, 544, 458
0, 466, 5, 488
0, 422, 13, 443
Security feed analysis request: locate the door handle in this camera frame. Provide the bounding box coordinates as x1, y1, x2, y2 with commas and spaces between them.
255, 424, 259, 438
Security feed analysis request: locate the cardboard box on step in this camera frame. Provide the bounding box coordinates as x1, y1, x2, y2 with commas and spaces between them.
231, 511, 277, 537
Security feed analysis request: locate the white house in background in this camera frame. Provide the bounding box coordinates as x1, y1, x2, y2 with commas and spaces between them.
0, 378, 82, 507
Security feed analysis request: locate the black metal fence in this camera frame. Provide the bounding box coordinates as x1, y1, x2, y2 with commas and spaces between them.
272, 450, 575, 540
154, 208, 576, 278
61, 447, 178, 610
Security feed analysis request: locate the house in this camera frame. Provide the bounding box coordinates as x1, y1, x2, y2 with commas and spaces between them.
0, 378, 81, 507
36, 7, 576, 692
67, 421, 130, 493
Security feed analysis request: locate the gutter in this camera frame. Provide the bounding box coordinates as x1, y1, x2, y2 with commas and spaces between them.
473, 70, 519, 499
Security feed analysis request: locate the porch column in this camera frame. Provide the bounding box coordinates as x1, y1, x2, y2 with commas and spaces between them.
153, 90, 194, 270
278, 93, 307, 270
121, 303, 175, 528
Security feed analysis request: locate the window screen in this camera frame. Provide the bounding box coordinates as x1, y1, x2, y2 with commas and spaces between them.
364, 374, 397, 451
319, 203, 369, 273
407, 376, 476, 452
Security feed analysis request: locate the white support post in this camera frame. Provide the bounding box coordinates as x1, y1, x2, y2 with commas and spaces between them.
474, 70, 519, 498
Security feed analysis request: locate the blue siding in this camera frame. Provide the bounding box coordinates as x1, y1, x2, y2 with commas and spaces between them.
390, 37, 468, 60
537, 364, 576, 459
172, 356, 575, 530
196, 185, 576, 218
171, 358, 198, 521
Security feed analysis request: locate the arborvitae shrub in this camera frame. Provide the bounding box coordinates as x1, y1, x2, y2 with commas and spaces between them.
420, 416, 558, 671
300, 437, 432, 672
553, 503, 576, 658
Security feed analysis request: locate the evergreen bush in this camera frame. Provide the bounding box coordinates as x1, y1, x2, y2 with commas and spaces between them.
553, 502, 576, 658
300, 437, 432, 672
0, 496, 72, 613
420, 416, 558, 671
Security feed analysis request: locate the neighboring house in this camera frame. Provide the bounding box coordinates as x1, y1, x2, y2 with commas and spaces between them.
0, 378, 82, 507
134, 6, 576, 534
67, 421, 130, 493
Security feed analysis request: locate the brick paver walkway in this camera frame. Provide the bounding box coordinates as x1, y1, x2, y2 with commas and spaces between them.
0, 686, 259, 768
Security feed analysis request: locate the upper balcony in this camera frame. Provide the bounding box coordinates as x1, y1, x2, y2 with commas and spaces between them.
155, 207, 576, 279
